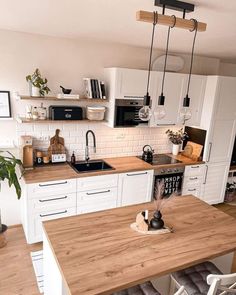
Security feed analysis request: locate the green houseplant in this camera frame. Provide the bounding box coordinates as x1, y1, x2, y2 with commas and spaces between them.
26, 68, 50, 97
166, 128, 188, 156
0, 151, 23, 247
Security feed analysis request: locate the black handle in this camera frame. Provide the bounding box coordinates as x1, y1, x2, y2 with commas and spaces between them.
126, 172, 148, 176
189, 177, 198, 180
191, 165, 200, 168
39, 196, 68, 203
188, 189, 196, 192
39, 181, 68, 187
86, 190, 111, 196
40, 210, 67, 218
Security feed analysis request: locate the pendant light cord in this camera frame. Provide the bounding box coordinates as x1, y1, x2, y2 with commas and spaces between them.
146, 11, 158, 94
186, 19, 198, 96
161, 15, 176, 95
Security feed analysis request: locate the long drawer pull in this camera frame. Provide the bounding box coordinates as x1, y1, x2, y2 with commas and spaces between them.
126, 172, 148, 176
191, 166, 200, 169
189, 177, 198, 180
39, 196, 68, 203
39, 181, 68, 187
188, 189, 197, 192
40, 210, 67, 218
86, 190, 111, 196
156, 123, 176, 126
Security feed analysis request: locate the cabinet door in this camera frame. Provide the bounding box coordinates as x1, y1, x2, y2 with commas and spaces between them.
115, 68, 148, 99
118, 170, 154, 206
202, 163, 229, 204
180, 75, 206, 126
150, 72, 185, 126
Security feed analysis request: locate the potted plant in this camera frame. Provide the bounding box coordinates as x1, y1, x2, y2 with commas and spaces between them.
166, 128, 188, 155
26, 68, 50, 97
0, 151, 23, 247
224, 182, 236, 203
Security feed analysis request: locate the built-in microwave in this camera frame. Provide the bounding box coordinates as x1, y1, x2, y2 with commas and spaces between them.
114, 98, 148, 127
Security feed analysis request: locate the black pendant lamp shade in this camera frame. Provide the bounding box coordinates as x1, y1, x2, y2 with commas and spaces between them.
144, 93, 151, 106
183, 94, 190, 107
158, 93, 165, 105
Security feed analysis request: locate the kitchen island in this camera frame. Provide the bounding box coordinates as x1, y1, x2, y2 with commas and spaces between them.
43, 195, 236, 295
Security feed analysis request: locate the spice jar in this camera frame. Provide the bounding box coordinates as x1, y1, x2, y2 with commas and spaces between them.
36, 151, 43, 165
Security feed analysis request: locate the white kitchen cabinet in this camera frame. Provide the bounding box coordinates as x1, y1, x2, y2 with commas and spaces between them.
180, 75, 206, 126
202, 163, 230, 204
118, 170, 154, 206
150, 72, 185, 126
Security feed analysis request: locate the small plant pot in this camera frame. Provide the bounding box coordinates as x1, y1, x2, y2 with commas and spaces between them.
0, 224, 8, 248
29, 83, 40, 97
172, 144, 180, 156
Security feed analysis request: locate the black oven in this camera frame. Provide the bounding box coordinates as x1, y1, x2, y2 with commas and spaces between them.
115, 99, 147, 127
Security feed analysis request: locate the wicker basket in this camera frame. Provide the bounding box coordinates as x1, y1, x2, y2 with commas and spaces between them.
86, 106, 105, 121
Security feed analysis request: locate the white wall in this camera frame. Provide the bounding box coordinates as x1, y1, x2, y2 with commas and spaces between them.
0, 28, 235, 226
219, 62, 236, 77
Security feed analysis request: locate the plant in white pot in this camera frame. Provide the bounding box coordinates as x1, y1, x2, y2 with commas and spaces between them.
166, 128, 188, 156
26, 68, 50, 97
0, 151, 23, 247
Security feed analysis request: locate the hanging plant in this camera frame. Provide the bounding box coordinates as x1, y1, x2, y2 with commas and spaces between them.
26, 68, 50, 96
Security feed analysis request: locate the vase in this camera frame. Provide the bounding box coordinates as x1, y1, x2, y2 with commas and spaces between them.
172, 144, 180, 156
29, 83, 40, 97
150, 211, 164, 230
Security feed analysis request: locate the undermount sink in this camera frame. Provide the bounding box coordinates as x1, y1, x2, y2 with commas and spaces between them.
71, 160, 114, 173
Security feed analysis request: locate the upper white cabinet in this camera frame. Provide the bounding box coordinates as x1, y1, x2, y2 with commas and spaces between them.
180, 75, 206, 126
118, 170, 154, 206
150, 72, 185, 126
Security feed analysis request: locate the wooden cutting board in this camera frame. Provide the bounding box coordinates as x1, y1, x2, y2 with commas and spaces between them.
182, 141, 203, 161
48, 129, 66, 159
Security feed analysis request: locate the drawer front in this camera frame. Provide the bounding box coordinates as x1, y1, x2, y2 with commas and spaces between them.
77, 198, 117, 215
77, 174, 118, 191
182, 186, 201, 199
27, 179, 76, 199
77, 187, 118, 204
28, 207, 76, 244
29, 193, 76, 212
183, 175, 203, 187
184, 164, 205, 177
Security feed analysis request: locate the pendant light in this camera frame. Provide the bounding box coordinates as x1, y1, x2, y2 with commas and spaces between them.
139, 11, 158, 122
155, 15, 176, 121
180, 19, 198, 124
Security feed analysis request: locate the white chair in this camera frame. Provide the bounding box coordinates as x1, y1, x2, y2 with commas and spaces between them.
169, 261, 236, 295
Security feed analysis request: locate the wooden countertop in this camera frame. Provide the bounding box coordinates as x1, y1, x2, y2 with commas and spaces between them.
43, 196, 236, 295
23, 154, 204, 184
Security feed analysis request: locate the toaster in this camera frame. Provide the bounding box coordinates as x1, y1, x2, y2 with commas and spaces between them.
49, 106, 83, 120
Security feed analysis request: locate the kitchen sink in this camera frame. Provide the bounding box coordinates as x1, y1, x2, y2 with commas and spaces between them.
70, 160, 114, 173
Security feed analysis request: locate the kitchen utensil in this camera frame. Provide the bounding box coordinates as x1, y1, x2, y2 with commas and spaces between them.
48, 129, 66, 163
182, 141, 203, 161
20, 136, 34, 169
142, 145, 154, 163
60, 85, 72, 94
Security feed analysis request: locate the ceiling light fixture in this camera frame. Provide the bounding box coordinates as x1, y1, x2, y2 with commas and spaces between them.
139, 11, 158, 122
179, 18, 198, 124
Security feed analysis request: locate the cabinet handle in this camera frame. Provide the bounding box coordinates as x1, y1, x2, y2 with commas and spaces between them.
39, 196, 68, 203
126, 172, 148, 176
156, 123, 176, 126
39, 181, 68, 187
207, 142, 212, 162
191, 166, 200, 169
203, 165, 209, 184
189, 177, 198, 180
40, 210, 67, 218
188, 189, 197, 192
86, 190, 111, 196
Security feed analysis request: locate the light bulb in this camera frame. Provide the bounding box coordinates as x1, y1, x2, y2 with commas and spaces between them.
139, 106, 152, 121
179, 107, 192, 123
154, 106, 166, 120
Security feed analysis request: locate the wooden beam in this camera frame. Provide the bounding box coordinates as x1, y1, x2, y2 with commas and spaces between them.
136, 10, 207, 32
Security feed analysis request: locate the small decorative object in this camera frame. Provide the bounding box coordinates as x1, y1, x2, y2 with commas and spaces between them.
142, 145, 154, 163
71, 151, 76, 165
48, 129, 66, 163
0, 91, 11, 118
37, 103, 47, 120
32, 107, 39, 120
25, 105, 33, 119
43, 155, 50, 164
26, 68, 50, 97
0, 151, 23, 247
166, 128, 188, 156
224, 182, 236, 203
35, 151, 43, 165
135, 211, 149, 232
150, 210, 164, 230
60, 85, 72, 94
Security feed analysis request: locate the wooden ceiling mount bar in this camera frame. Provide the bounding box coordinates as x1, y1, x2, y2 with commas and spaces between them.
136, 10, 207, 32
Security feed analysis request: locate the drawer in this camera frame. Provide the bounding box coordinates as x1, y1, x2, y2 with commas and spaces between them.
77, 198, 117, 215
28, 207, 76, 244
27, 178, 76, 199
77, 187, 118, 204
29, 193, 76, 213
183, 175, 203, 186
77, 174, 118, 191
182, 186, 201, 199
184, 164, 205, 177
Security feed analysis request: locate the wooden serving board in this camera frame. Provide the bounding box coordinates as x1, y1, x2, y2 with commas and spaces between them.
130, 223, 173, 235
182, 141, 203, 161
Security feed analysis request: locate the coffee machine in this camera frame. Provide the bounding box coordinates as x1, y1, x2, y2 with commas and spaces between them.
20, 136, 34, 169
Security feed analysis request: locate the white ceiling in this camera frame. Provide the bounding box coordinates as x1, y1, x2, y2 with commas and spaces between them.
0, 0, 235, 61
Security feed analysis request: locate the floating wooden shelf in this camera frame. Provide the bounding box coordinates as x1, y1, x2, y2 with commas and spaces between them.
20, 95, 108, 103
17, 117, 106, 124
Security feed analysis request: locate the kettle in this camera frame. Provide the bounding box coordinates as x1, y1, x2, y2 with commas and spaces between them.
142, 145, 154, 163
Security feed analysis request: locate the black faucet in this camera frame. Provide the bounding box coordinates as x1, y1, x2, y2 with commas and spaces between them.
85, 130, 96, 162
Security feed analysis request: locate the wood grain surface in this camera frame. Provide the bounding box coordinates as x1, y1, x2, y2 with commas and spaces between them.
23, 154, 204, 184
43, 196, 236, 295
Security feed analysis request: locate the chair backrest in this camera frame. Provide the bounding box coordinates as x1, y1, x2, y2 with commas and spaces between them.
174, 286, 185, 295
207, 273, 236, 295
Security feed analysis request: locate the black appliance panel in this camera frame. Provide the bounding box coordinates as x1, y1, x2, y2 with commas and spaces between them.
49, 106, 83, 120
231, 137, 236, 166
154, 173, 183, 199
183, 126, 207, 157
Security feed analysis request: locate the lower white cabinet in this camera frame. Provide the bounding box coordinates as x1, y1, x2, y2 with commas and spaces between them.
118, 170, 154, 206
